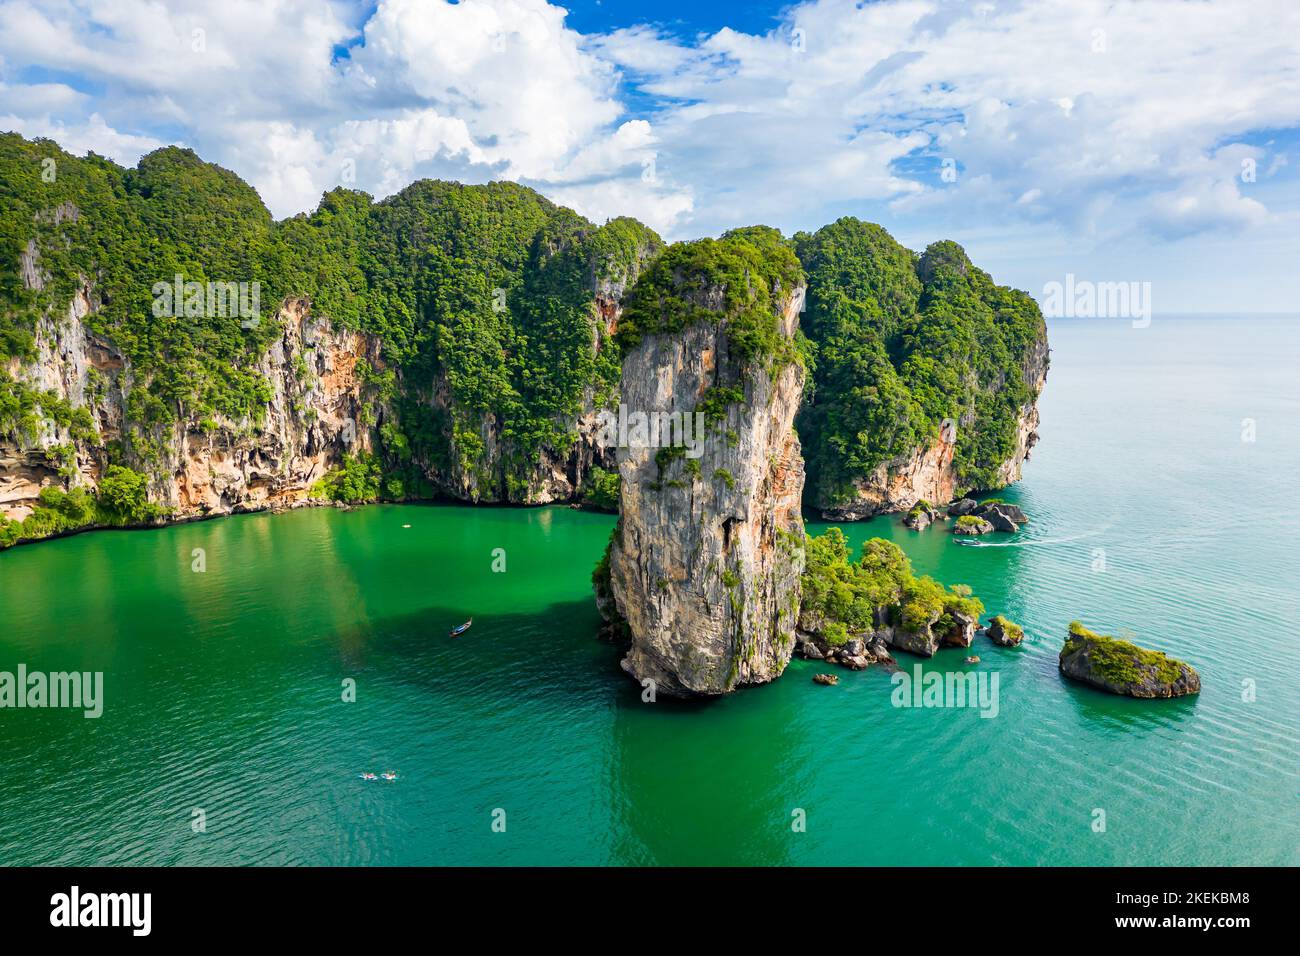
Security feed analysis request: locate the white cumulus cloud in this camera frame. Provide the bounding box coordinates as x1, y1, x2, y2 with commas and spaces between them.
0, 0, 1297, 260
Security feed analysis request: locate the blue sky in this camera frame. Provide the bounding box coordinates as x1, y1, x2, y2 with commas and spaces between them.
563, 0, 785, 37
1, 0, 1298, 311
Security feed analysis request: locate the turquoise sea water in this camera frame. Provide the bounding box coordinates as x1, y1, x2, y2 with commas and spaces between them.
1, 315, 1297, 865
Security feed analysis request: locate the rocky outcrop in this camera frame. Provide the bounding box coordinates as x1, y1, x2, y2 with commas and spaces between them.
799, 605, 977, 664
940, 611, 978, 649
948, 498, 1027, 533
795, 630, 885, 669
597, 281, 807, 698
1059, 622, 1200, 698
987, 615, 1025, 647
952, 516, 994, 536
980, 502, 1026, 532
903, 500, 939, 530
881, 608, 978, 658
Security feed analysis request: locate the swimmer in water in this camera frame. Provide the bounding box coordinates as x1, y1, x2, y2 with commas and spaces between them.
359, 772, 378, 780
381, 771, 397, 781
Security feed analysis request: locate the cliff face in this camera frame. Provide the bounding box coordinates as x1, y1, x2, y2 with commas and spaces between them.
991, 332, 1050, 488
1, 291, 382, 523
409, 275, 634, 506
821, 433, 958, 522
797, 223, 1050, 520
599, 281, 807, 697
2, 287, 107, 519
164, 298, 381, 515
2, 264, 646, 528
412, 372, 615, 505
817, 332, 1049, 520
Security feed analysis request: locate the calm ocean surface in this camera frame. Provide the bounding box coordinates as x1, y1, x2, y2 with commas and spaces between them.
1, 315, 1297, 865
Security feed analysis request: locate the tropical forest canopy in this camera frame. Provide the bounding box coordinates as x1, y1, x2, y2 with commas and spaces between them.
0, 133, 662, 488
793, 219, 1046, 500
0, 132, 1044, 512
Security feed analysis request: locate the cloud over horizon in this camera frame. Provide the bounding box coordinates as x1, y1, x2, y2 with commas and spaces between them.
1, 0, 1298, 308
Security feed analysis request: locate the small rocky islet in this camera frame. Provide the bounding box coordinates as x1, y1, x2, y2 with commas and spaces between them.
905, 497, 1028, 534
795, 578, 1025, 674
986, 615, 1025, 647
1058, 621, 1201, 698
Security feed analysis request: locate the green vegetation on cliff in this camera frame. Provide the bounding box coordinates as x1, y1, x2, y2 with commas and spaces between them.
989, 614, 1025, 641
580, 466, 620, 512
0, 137, 292, 432
3, 134, 1046, 536
0, 133, 662, 490
312, 452, 383, 504
342, 181, 659, 484
793, 218, 1047, 503
0, 463, 160, 547
616, 227, 806, 370
801, 528, 983, 636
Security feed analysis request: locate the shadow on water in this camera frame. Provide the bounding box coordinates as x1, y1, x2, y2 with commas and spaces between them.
332, 596, 627, 704
602, 670, 807, 866
1057, 673, 1200, 732
357, 593, 809, 866
321, 593, 813, 866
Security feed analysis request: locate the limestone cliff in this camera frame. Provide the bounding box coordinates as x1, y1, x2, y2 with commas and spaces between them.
821, 433, 958, 522
407, 272, 640, 506
165, 298, 380, 515
817, 334, 1049, 521
1, 244, 652, 532
1, 139, 670, 541
1, 290, 382, 524
798, 223, 1051, 521
596, 256, 807, 697
1, 135, 1048, 551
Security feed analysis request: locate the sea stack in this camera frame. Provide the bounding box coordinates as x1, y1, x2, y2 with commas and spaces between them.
594, 230, 807, 697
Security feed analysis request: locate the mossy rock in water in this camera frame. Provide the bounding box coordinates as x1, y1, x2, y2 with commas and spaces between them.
987, 615, 1024, 647
1059, 621, 1200, 698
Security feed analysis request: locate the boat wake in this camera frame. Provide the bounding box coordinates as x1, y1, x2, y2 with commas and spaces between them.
955, 524, 1112, 548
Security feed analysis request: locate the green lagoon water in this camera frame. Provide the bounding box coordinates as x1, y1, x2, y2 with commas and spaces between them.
1, 315, 1298, 866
